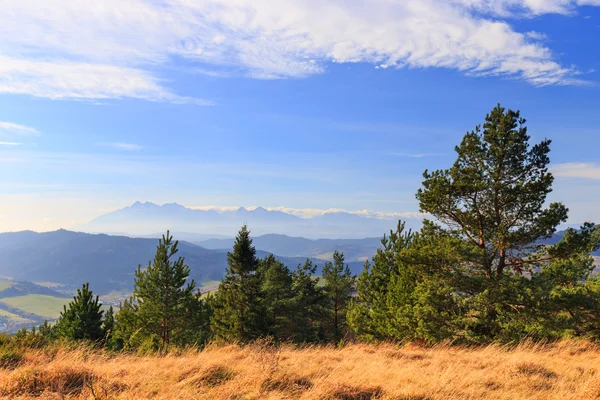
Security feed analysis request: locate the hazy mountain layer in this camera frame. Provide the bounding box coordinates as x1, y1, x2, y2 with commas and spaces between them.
79, 201, 415, 239
0, 230, 367, 294
196, 234, 382, 261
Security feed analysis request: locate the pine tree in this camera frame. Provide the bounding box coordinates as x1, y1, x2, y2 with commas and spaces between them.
416, 104, 568, 279
348, 104, 600, 343
211, 225, 267, 342
290, 259, 326, 342
177, 291, 212, 346
322, 251, 356, 342
259, 254, 294, 340
103, 306, 115, 341
347, 222, 414, 341
133, 231, 198, 349
55, 283, 104, 341
113, 296, 139, 350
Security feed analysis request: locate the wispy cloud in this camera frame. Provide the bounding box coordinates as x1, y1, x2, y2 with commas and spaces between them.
389, 152, 446, 158
0, 0, 596, 104
552, 162, 600, 180
98, 142, 143, 151
0, 121, 39, 135
0, 57, 212, 105
0, 141, 23, 146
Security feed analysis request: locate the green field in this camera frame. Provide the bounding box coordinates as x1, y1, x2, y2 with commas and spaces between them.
0, 308, 22, 319
0, 308, 31, 323
200, 280, 221, 287
0, 280, 15, 292
0, 294, 71, 319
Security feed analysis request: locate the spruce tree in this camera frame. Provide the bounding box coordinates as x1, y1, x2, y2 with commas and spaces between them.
55, 282, 104, 341
322, 251, 356, 342
211, 225, 266, 342
259, 254, 294, 340
133, 231, 198, 348
290, 259, 326, 342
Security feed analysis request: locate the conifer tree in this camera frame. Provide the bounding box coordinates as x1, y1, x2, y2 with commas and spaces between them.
322, 251, 356, 342
55, 282, 104, 341
112, 296, 139, 350
259, 254, 294, 340
211, 225, 266, 342
416, 104, 568, 278
348, 222, 414, 341
348, 104, 600, 343
103, 305, 115, 341
133, 231, 199, 348
290, 259, 326, 342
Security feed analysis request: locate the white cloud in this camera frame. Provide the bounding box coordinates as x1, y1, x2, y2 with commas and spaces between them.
0, 0, 597, 103
0, 57, 211, 104
98, 142, 143, 151
0, 142, 23, 146
0, 121, 39, 135
552, 163, 600, 179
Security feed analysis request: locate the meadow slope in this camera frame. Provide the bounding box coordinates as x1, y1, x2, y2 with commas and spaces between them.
1, 341, 600, 399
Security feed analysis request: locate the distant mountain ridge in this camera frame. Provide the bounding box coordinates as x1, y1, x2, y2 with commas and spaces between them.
0, 227, 594, 298
79, 201, 416, 239
196, 234, 382, 261
0, 230, 368, 294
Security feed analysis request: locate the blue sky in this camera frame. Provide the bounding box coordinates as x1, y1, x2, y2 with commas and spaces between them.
0, 0, 599, 232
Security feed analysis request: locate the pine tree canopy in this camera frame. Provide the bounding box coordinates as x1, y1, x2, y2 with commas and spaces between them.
55, 282, 104, 341
133, 231, 198, 348
210, 225, 267, 342
322, 251, 356, 342
417, 104, 568, 278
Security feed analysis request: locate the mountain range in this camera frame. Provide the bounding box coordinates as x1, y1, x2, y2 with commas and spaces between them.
195, 234, 382, 262
0, 230, 370, 294
0, 223, 596, 297
79, 201, 415, 239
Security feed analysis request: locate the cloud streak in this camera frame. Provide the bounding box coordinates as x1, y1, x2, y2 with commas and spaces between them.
552, 163, 600, 180
0, 0, 597, 103
388, 152, 447, 158
0, 57, 211, 104
98, 142, 144, 151
0, 121, 39, 135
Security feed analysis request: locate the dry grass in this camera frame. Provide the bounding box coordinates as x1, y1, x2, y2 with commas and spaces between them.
1, 341, 600, 399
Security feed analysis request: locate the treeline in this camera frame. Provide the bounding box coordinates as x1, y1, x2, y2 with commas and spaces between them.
9, 104, 600, 350
12, 227, 357, 351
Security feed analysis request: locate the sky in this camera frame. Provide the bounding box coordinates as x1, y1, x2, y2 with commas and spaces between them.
0, 0, 599, 232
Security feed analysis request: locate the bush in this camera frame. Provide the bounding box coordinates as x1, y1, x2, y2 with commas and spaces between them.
0, 348, 23, 369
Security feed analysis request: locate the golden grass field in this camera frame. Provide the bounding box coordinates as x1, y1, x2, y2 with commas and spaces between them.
1, 341, 600, 399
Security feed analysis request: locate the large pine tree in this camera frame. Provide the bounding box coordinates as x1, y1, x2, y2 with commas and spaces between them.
211, 225, 267, 342
349, 104, 600, 343
416, 104, 568, 278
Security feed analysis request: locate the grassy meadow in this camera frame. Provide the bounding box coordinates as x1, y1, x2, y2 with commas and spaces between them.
0, 294, 70, 320
1, 341, 600, 399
